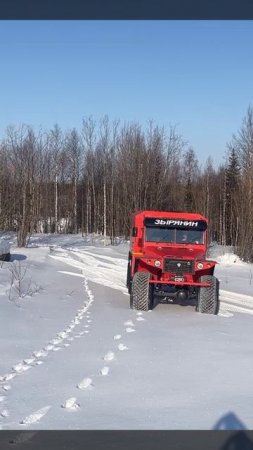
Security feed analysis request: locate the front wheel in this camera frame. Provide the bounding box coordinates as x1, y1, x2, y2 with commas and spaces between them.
130, 272, 154, 311
196, 275, 219, 314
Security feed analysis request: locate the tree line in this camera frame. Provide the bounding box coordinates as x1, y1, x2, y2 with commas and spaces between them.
0, 108, 253, 262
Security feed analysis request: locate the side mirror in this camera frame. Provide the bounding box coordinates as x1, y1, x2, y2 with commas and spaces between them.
132, 227, 137, 237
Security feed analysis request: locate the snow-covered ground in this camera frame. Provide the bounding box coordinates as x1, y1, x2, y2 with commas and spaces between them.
0, 233, 253, 430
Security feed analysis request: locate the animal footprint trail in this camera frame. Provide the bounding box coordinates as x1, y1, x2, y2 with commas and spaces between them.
0, 276, 95, 427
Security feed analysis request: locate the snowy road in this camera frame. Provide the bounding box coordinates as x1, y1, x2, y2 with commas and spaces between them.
0, 236, 253, 430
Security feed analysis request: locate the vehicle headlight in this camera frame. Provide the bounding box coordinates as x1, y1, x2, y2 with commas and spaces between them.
197, 262, 204, 269
154, 260, 161, 267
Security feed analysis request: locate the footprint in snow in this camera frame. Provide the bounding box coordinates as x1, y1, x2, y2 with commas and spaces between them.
2, 385, 11, 391
52, 347, 62, 352
44, 344, 54, 352
113, 334, 121, 340
67, 337, 74, 342
57, 331, 68, 339
103, 351, 115, 362
118, 343, 128, 351
35, 361, 44, 366
84, 331, 89, 334
126, 328, 135, 333
23, 358, 35, 365
124, 320, 135, 327
136, 317, 145, 322
100, 366, 110, 376
33, 350, 48, 358
77, 377, 93, 390
3, 373, 17, 381
1, 409, 9, 418
136, 312, 143, 316
61, 397, 80, 410
0, 396, 6, 403
84, 325, 90, 328
87, 320, 92, 323
13, 363, 30, 374
20, 405, 52, 425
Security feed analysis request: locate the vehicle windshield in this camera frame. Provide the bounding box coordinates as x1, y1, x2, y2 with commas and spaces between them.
145, 227, 204, 244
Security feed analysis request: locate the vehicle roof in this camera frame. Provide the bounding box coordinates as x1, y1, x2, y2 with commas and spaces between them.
132, 210, 208, 222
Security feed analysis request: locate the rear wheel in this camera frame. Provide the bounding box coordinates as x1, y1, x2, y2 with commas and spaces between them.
130, 271, 153, 311
196, 275, 219, 314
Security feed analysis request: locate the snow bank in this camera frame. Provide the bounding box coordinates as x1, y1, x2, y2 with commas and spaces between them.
216, 253, 243, 265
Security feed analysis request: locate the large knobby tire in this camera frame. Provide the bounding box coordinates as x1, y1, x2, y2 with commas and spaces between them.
196, 275, 219, 314
130, 272, 153, 311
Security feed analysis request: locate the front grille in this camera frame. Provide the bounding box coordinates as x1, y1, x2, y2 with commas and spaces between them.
164, 258, 194, 275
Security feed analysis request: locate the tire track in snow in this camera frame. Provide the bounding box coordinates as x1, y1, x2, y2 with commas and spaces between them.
50, 247, 253, 319
50, 247, 128, 294
0, 273, 94, 428
219, 290, 253, 317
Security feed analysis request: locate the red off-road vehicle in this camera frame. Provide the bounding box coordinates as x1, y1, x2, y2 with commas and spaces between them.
126, 210, 219, 314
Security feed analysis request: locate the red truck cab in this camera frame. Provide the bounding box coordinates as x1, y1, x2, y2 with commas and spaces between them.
127, 210, 219, 314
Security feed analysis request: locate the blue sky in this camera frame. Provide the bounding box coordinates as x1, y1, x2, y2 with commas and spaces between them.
0, 20, 253, 166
